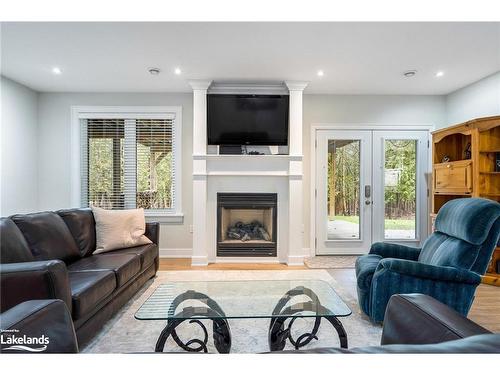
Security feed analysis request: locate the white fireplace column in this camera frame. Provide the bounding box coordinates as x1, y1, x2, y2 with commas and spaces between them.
189, 80, 212, 266
285, 81, 308, 265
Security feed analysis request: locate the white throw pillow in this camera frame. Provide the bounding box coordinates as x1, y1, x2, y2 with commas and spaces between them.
92, 206, 152, 254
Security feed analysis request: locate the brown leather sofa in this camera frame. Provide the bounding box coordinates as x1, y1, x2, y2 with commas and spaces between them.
0, 208, 159, 348
277, 294, 500, 353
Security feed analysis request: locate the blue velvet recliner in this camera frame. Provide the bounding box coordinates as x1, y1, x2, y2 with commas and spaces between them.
355, 198, 500, 323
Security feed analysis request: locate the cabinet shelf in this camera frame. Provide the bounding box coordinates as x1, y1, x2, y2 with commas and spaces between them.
433, 159, 471, 167
480, 171, 500, 175
479, 150, 500, 153
433, 192, 472, 196
480, 193, 500, 197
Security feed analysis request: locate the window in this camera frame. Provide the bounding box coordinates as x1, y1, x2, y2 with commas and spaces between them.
74, 107, 182, 221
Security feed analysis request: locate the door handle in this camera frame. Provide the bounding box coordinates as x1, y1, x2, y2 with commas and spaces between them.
364, 185, 371, 198
365, 200, 372, 205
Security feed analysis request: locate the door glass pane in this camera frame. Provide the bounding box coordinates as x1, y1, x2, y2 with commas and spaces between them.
384, 140, 416, 239
327, 140, 360, 240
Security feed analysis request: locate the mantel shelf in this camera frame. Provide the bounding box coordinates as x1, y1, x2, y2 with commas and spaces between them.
193, 154, 303, 161
193, 171, 301, 177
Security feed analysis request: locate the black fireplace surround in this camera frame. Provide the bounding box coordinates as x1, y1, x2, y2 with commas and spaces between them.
217, 193, 277, 257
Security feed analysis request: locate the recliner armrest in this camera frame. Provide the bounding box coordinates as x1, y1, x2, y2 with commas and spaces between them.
145, 222, 159, 245
376, 258, 481, 284
0, 260, 72, 314
369, 242, 421, 260
381, 294, 491, 345
0, 299, 78, 353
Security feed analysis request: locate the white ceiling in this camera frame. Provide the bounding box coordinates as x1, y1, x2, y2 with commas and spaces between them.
1, 22, 499, 94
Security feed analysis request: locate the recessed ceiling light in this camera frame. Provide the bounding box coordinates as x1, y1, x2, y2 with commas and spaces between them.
174, 67, 182, 75
52, 67, 62, 75
148, 67, 161, 75
436, 71, 444, 78
403, 70, 417, 78
317, 70, 324, 77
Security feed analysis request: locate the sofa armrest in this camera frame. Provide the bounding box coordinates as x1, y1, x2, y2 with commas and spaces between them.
145, 222, 159, 245
0, 299, 78, 353
0, 260, 72, 314
381, 294, 491, 346
376, 258, 481, 284
369, 242, 421, 260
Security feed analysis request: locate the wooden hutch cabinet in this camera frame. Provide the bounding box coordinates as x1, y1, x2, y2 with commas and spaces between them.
431, 116, 500, 286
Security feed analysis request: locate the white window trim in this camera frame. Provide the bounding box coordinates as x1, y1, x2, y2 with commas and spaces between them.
71, 106, 183, 223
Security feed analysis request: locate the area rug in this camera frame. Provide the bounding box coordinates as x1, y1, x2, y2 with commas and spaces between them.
305, 256, 358, 269
82, 270, 381, 353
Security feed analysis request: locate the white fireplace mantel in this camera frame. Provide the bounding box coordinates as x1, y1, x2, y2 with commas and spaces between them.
188, 80, 308, 266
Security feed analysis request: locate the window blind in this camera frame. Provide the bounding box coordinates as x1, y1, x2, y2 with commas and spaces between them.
82, 119, 125, 209
136, 119, 175, 210
81, 115, 177, 212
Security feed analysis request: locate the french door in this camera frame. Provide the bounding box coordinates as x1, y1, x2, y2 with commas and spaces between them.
315, 129, 429, 255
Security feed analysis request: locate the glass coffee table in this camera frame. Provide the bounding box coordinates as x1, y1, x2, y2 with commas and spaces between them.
135, 279, 351, 353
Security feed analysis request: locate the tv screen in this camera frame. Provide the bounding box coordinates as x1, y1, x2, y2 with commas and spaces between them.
207, 94, 289, 145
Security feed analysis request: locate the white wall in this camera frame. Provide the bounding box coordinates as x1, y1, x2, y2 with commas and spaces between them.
37, 92, 193, 253
0, 76, 39, 216
302, 94, 446, 248
2, 81, 449, 254
6, 69, 500, 256
445, 71, 500, 125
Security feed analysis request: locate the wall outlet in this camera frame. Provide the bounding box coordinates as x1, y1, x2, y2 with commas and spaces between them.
189, 225, 194, 233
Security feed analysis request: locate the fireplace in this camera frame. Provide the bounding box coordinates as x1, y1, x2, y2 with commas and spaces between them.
217, 193, 277, 257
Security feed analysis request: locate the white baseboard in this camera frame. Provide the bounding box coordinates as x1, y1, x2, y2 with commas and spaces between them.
159, 248, 192, 258
191, 255, 209, 266
215, 257, 279, 263
287, 254, 307, 266
159, 248, 311, 265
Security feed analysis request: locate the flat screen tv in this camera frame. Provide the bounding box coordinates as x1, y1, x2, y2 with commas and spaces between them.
207, 94, 289, 145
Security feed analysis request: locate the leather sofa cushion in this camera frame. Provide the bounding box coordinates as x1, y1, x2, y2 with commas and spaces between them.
58, 208, 96, 257
69, 270, 116, 320
105, 244, 158, 270
355, 254, 382, 291
10, 212, 81, 264
68, 253, 141, 287
273, 334, 500, 354
0, 218, 34, 263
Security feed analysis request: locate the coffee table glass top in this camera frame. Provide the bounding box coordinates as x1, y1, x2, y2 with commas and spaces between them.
135, 280, 351, 320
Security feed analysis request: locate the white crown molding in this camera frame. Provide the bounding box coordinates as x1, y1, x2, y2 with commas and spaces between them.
188, 80, 212, 91
208, 81, 288, 95
284, 81, 309, 91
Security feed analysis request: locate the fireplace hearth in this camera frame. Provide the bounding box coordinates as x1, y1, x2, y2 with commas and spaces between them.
217, 193, 277, 257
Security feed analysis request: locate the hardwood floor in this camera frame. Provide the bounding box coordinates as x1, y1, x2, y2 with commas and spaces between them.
159, 258, 307, 270
159, 258, 500, 333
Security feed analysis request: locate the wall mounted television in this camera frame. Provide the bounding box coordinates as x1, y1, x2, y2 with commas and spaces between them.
207, 94, 289, 145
